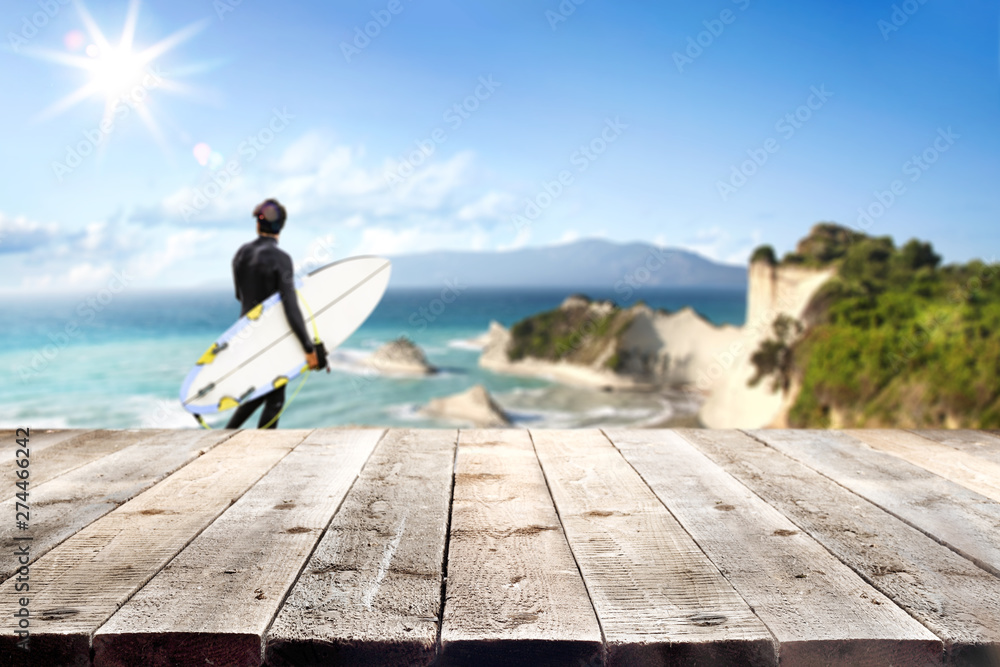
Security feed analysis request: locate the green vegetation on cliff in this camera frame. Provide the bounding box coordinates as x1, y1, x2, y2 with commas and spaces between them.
751, 224, 1000, 428
507, 296, 636, 370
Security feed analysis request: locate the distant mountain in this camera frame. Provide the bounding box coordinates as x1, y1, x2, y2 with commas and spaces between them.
387, 238, 747, 289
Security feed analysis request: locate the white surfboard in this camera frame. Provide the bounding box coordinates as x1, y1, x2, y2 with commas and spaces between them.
180, 256, 391, 415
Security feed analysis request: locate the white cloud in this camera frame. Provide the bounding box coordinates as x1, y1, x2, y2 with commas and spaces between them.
351, 223, 490, 257
67, 262, 115, 286
0, 212, 58, 254
555, 230, 581, 245
274, 131, 333, 173
495, 226, 532, 252
16, 262, 116, 293
157, 131, 501, 237
456, 191, 514, 222
132, 229, 217, 279
676, 225, 760, 264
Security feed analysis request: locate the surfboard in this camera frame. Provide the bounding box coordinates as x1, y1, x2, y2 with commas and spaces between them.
180, 255, 392, 416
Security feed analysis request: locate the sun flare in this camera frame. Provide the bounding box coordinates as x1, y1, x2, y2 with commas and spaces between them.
19, 0, 208, 151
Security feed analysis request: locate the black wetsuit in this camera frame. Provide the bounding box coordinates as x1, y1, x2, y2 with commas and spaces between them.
226, 236, 314, 429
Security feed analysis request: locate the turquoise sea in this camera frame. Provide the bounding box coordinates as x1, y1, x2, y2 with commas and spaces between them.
0, 288, 745, 430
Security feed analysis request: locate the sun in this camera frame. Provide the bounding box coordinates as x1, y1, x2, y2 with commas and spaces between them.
88, 44, 146, 99
20, 0, 209, 148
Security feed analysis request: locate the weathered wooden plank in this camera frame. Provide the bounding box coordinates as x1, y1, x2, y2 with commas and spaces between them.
0, 429, 88, 481
18, 430, 142, 487
680, 429, 1000, 666
4, 429, 89, 453
92, 428, 384, 667
265, 429, 457, 667
911, 429, 1000, 467
0, 429, 233, 582
531, 429, 776, 667
440, 429, 602, 666
0, 428, 308, 667
848, 429, 1000, 503
747, 429, 1000, 579
607, 429, 941, 666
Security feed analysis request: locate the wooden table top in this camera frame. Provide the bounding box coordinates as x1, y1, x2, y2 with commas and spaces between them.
1, 428, 999, 666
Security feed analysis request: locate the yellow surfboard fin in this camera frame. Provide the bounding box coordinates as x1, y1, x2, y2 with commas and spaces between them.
196, 344, 218, 366
218, 396, 240, 411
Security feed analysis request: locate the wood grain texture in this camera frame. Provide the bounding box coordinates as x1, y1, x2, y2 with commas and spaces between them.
746, 429, 1000, 579
440, 429, 602, 666
0, 429, 308, 667
679, 428, 1000, 666
531, 429, 776, 667
92, 429, 384, 667
0, 429, 233, 582
20, 430, 144, 487
910, 430, 1000, 467
1, 429, 89, 489
848, 429, 1000, 503
607, 429, 941, 667
5, 429, 89, 457
265, 429, 457, 667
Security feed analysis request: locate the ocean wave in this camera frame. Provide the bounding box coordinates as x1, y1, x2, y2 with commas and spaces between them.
326, 348, 379, 376
0, 415, 71, 429
383, 402, 424, 421
446, 338, 485, 351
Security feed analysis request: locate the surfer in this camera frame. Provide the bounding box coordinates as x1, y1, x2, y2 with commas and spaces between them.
226, 199, 321, 428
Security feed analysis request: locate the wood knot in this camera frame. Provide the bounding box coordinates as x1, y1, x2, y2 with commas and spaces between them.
687, 612, 727, 626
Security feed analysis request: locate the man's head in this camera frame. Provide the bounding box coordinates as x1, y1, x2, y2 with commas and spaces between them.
253, 199, 287, 236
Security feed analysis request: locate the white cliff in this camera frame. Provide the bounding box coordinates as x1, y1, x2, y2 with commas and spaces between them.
698, 261, 835, 428
476, 262, 835, 428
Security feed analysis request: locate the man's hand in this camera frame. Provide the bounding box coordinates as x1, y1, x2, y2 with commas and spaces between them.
306, 351, 322, 370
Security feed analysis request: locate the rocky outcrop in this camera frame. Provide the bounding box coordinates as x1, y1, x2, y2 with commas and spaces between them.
422, 384, 511, 427
479, 299, 640, 389
365, 337, 437, 375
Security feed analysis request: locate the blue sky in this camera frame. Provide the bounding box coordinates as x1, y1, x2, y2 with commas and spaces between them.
0, 0, 997, 291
